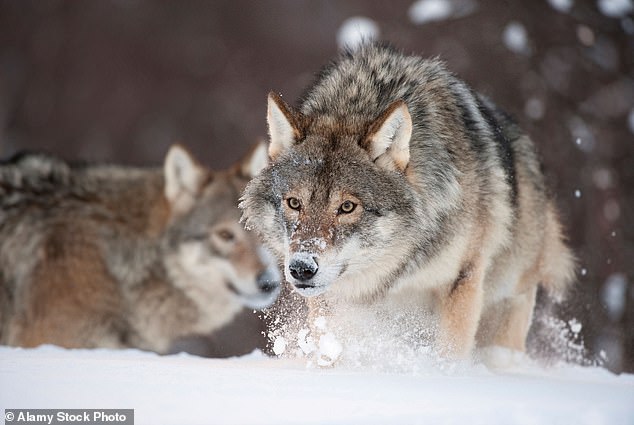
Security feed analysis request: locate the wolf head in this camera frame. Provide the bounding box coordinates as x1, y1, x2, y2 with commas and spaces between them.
163, 142, 280, 310
241, 93, 424, 301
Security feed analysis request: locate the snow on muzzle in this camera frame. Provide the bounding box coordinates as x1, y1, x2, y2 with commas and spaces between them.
285, 252, 334, 297
289, 254, 318, 282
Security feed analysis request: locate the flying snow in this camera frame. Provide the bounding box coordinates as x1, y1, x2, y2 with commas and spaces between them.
408, 0, 478, 24
272, 336, 287, 356
597, 0, 633, 17
502, 21, 532, 56
524, 97, 545, 120
317, 332, 344, 367
547, 0, 574, 13
568, 116, 596, 153
409, 0, 453, 23
568, 319, 583, 335
297, 328, 317, 355
337, 17, 380, 50
576, 25, 595, 46
602, 273, 627, 322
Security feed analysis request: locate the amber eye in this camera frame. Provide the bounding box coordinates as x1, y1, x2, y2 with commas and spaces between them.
216, 229, 235, 242
339, 200, 356, 214
287, 197, 301, 211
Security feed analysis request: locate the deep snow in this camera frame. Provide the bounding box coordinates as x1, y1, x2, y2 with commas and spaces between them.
1, 345, 633, 425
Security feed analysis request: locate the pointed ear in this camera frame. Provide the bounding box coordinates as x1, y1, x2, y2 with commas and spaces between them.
267, 92, 304, 160
164, 144, 207, 215
363, 101, 412, 172
239, 139, 269, 178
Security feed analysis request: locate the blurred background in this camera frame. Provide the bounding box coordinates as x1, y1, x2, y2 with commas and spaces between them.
0, 0, 632, 372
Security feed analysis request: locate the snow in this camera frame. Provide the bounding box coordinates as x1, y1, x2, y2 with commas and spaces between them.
297, 328, 317, 355
316, 332, 343, 367
547, 0, 574, 13
568, 116, 596, 152
300, 237, 327, 251
313, 315, 327, 330
337, 17, 380, 50
568, 318, 582, 335
409, 0, 453, 23
597, 0, 633, 18
1, 345, 633, 425
524, 97, 545, 120
502, 21, 531, 56
272, 336, 287, 355
408, 0, 478, 24
577, 25, 595, 46
602, 273, 628, 321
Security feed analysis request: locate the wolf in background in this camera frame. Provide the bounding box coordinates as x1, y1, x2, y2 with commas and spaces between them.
0, 142, 279, 353
241, 43, 575, 360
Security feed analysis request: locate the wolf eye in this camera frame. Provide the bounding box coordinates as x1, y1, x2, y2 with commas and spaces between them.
287, 197, 301, 211
216, 229, 235, 242
339, 200, 356, 214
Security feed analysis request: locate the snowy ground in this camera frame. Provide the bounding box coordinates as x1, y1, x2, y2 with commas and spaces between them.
1, 345, 633, 425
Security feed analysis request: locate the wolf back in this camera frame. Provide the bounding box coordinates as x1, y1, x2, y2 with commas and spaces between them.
241, 43, 575, 358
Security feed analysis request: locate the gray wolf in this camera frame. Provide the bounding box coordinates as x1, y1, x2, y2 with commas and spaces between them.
0, 142, 279, 353
240, 43, 575, 359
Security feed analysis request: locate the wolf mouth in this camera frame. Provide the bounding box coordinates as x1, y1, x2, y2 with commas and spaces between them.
292, 283, 329, 297
226, 281, 280, 310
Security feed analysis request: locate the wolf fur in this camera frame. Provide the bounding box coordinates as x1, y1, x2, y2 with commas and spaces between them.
0, 142, 279, 353
241, 43, 575, 358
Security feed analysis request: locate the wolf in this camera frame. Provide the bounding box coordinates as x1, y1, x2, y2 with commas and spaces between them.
241, 43, 576, 360
0, 142, 279, 353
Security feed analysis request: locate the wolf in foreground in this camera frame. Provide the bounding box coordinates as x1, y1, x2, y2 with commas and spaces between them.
0, 143, 279, 353
241, 43, 575, 359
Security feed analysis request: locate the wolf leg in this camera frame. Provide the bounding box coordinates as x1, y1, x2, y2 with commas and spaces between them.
489, 285, 538, 352
437, 264, 485, 359
475, 284, 537, 369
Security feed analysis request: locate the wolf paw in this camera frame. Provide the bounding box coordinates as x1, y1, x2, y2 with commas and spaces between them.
478, 345, 529, 371
316, 332, 343, 367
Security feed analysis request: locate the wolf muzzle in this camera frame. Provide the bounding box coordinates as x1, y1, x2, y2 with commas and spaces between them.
289, 256, 318, 283
286, 253, 331, 297
257, 269, 280, 294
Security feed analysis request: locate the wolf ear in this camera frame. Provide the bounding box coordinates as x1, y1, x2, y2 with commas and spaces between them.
164, 144, 207, 215
363, 101, 412, 172
239, 140, 269, 178
267, 92, 304, 160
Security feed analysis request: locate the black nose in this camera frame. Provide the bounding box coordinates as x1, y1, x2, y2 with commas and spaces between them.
256, 271, 279, 293
289, 259, 318, 282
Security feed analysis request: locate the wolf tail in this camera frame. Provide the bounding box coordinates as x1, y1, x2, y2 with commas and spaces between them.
539, 203, 577, 301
